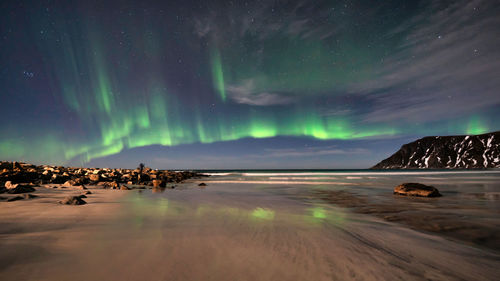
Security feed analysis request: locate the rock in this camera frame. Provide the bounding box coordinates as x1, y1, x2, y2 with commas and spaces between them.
394, 183, 442, 197
59, 196, 87, 205
78, 194, 87, 198
7, 185, 36, 194
0, 196, 7, 201
79, 185, 88, 190
120, 185, 130, 190
62, 180, 74, 187
63, 179, 84, 187
51, 174, 70, 184
198, 183, 207, 186
23, 194, 38, 199
138, 174, 150, 182
89, 174, 101, 182
152, 179, 166, 188
108, 181, 120, 189
0, 187, 6, 194
7, 196, 24, 202
5, 181, 19, 189
83, 190, 92, 195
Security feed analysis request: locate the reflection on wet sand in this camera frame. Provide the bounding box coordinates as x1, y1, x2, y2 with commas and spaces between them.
1, 172, 500, 280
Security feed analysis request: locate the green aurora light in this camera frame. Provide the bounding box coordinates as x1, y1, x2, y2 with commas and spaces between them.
0, 1, 497, 166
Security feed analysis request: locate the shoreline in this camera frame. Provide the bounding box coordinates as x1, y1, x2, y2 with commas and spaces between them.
314, 189, 500, 252
1, 162, 500, 280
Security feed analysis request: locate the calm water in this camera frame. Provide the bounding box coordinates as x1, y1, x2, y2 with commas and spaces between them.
198, 169, 500, 206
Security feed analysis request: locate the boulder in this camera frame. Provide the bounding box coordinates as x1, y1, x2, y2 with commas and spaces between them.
62, 180, 74, 187
198, 183, 207, 187
152, 179, 165, 188
394, 183, 441, 197
89, 174, 101, 182
138, 174, 150, 182
51, 174, 70, 184
107, 181, 120, 189
83, 190, 92, 195
7, 185, 36, 194
5, 181, 18, 189
59, 196, 87, 205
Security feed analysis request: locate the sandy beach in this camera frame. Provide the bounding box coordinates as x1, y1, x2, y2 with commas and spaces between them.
1, 176, 500, 281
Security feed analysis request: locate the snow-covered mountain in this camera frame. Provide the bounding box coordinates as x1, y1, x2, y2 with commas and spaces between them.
372, 131, 500, 169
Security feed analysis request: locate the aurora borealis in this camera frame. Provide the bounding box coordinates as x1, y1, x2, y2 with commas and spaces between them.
1, 0, 499, 168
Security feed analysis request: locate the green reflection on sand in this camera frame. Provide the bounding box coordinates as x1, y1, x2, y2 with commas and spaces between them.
251, 208, 275, 220
312, 207, 327, 219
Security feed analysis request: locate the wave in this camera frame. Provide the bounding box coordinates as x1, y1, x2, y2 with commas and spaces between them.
240, 171, 500, 176
204, 180, 359, 185
201, 173, 235, 176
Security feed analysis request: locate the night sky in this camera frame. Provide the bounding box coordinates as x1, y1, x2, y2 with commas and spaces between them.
1, 0, 499, 169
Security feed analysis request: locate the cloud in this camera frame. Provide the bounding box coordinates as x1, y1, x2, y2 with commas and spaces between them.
226, 79, 296, 106
352, 0, 500, 123
260, 146, 369, 158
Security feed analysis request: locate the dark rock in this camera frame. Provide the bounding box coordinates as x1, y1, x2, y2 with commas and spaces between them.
138, 174, 150, 182
0, 196, 7, 201
120, 185, 130, 190
7, 185, 36, 194
372, 131, 500, 169
152, 179, 166, 188
7, 196, 24, 202
59, 196, 87, 205
394, 183, 442, 197
51, 174, 70, 184
84, 190, 92, 195
198, 183, 207, 186
78, 194, 87, 198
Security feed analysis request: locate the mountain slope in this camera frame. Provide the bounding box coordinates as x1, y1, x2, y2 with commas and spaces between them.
372, 131, 500, 169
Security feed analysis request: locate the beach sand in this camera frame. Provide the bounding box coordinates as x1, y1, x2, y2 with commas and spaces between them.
1, 182, 499, 281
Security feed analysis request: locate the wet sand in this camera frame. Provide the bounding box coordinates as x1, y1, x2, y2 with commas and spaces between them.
1, 182, 500, 280
315, 189, 500, 251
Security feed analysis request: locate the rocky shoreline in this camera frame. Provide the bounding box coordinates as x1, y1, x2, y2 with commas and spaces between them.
0, 161, 206, 202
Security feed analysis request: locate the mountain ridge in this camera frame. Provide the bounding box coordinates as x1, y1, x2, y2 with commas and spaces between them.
372, 131, 500, 169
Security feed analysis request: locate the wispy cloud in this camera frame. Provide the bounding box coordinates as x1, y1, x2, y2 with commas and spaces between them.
260, 146, 369, 158
353, 0, 500, 123
226, 79, 296, 106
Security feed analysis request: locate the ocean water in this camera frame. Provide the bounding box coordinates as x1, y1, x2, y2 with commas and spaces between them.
198, 169, 500, 202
